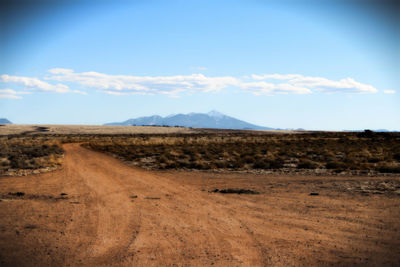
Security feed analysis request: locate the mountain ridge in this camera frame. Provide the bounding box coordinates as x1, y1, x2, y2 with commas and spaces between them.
105, 111, 273, 130
0, 118, 12, 124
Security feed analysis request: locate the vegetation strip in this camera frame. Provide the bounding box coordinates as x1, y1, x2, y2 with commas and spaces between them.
1, 131, 400, 176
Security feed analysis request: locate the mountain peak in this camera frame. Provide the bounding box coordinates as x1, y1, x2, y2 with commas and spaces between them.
0, 118, 12, 124
207, 110, 225, 118
104, 111, 272, 130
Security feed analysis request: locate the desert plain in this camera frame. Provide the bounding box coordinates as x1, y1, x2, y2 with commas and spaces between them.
0, 124, 399, 266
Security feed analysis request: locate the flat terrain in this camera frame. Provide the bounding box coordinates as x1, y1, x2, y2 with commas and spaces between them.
0, 124, 300, 136
0, 144, 399, 266
0, 124, 196, 135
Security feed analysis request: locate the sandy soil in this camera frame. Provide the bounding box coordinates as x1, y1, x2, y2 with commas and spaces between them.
0, 144, 399, 266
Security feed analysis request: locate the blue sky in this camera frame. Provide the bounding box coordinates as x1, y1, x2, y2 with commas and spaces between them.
0, 0, 399, 130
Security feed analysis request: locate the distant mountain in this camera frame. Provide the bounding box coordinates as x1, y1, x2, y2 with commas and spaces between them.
105, 110, 273, 130
0, 118, 12, 124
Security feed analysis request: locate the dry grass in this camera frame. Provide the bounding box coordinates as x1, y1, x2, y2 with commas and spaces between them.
85, 131, 400, 175
0, 136, 63, 176
2, 129, 400, 176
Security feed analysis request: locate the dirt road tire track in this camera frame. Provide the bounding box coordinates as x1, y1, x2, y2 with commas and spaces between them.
0, 144, 264, 266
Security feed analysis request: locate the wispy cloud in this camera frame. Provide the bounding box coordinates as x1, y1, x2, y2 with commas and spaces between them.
239, 81, 312, 95
47, 68, 377, 96
383, 90, 396, 94
0, 74, 86, 96
0, 69, 379, 98
0, 89, 31, 99
251, 74, 378, 94
47, 68, 239, 96
1, 74, 70, 93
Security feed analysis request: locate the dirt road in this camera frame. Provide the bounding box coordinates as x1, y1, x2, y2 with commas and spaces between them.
0, 144, 399, 266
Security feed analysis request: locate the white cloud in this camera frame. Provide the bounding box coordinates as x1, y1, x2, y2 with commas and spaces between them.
0, 69, 378, 97
47, 68, 74, 75
251, 74, 377, 94
45, 68, 315, 96
46, 69, 240, 96
252, 74, 302, 80
383, 90, 396, 94
0, 89, 31, 99
1, 74, 70, 93
239, 81, 312, 95
0, 74, 87, 95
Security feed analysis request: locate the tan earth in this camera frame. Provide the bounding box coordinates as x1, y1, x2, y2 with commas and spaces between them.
0, 124, 196, 135
0, 143, 399, 266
